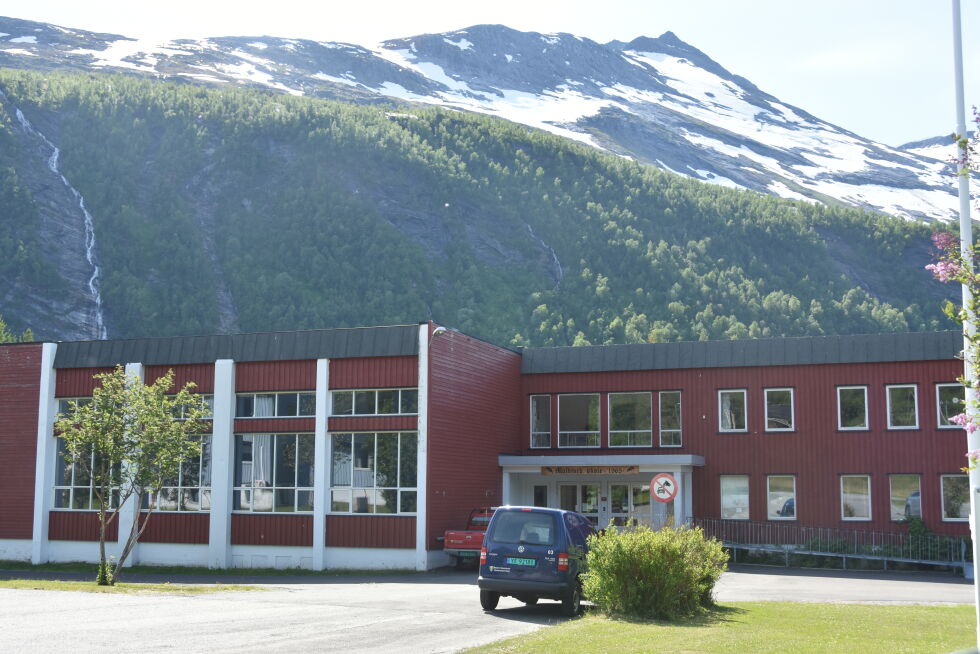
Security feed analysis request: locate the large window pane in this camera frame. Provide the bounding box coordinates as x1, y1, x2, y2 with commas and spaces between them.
841, 475, 871, 520
937, 384, 965, 428
943, 475, 969, 521
331, 433, 352, 486
353, 433, 375, 486
767, 475, 795, 519
890, 475, 920, 521
531, 395, 551, 448
558, 394, 599, 447
236, 394, 254, 418
719, 390, 747, 432
276, 393, 299, 417
399, 433, 418, 487
377, 390, 398, 414
375, 432, 399, 487
721, 475, 749, 520
296, 434, 314, 488
838, 387, 867, 430
765, 389, 794, 431
887, 385, 918, 429
298, 393, 316, 417
354, 391, 376, 415
400, 390, 418, 414
332, 392, 353, 416
659, 391, 682, 446
609, 393, 652, 447
274, 434, 296, 488
254, 394, 275, 418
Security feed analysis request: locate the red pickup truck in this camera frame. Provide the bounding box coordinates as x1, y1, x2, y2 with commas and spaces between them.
443, 507, 494, 567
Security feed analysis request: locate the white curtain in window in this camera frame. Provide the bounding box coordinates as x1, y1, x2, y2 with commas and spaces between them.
252, 434, 274, 486
254, 395, 275, 417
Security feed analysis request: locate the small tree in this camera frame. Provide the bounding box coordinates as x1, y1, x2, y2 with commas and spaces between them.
0, 313, 32, 343
54, 366, 210, 585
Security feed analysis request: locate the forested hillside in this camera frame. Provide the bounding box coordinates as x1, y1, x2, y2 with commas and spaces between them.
0, 69, 955, 345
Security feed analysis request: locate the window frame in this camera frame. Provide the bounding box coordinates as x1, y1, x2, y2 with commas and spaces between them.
840, 474, 872, 521
53, 436, 121, 511
936, 383, 966, 430
145, 434, 213, 512
837, 385, 869, 431
236, 391, 316, 418
608, 392, 653, 448
530, 395, 552, 449
885, 384, 919, 430
766, 475, 796, 521
232, 432, 315, 513
557, 393, 600, 448
328, 431, 418, 515
659, 390, 682, 447
720, 474, 749, 521
941, 474, 970, 522
330, 388, 419, 417
718, 389, 748, 433
764, 387, 794, 432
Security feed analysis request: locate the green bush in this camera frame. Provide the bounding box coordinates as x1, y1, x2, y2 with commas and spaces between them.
583, 524, 728, 620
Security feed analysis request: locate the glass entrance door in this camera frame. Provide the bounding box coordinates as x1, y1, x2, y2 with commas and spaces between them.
609, 483, 653, 528
559, 483, 600, 525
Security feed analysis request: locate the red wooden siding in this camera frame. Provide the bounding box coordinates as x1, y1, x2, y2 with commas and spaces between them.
522, 359, 969, 536
234, 418, 316, 433
139, 512, 210, 544
49, 511, 118, 541
231, 514, 313, 546
325, 515, 415, 548
0, 344, 41, 538
328, 416, 417, 432
330, 356, 418, 389
144, 363, 215, 393
236, 360, 316, 392
55, 367, 114, 397
427, 329, 522, 549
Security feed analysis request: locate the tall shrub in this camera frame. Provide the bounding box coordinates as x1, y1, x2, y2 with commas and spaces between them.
584, 525, 728, 620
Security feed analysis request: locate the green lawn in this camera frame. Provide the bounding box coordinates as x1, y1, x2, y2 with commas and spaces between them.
0, 579, 259, 594
0, 559, 411, 577
464, 603, 976, 654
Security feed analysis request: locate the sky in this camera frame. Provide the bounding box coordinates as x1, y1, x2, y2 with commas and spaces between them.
3, 0, 978, 146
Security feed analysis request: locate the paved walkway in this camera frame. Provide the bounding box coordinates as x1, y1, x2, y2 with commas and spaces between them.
0, 565, 974, 653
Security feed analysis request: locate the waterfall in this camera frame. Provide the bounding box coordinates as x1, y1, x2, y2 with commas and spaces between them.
526, 223, 563, 290
14, 107, 108, 339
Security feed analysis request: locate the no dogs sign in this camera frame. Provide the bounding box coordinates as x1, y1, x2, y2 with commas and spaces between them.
651, 473, 678, 503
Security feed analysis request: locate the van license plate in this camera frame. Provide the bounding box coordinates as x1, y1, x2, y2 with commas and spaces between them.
505, 557, 535, 566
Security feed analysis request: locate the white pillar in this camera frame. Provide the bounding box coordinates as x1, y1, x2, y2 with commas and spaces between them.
117, 362, 144, 566
208, 359, 235, 569
313, 358, 329, 570
31, 343, 58, 564
415, 325, 430, 571
501, 470, 512, 505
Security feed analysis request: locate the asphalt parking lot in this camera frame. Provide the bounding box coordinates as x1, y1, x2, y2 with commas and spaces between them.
0, 565, 974, 653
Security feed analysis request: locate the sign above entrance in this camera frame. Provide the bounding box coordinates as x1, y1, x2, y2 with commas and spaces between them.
651, 473, 678, 503
541, 465, 639, 476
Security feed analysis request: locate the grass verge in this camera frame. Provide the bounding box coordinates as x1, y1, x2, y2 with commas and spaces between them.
0, 579, 260, 594
0, 559, 412, 577
463, 602, 975, 654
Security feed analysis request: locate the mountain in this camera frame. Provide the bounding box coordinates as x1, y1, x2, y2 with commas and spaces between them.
0, 17, 962, 222
0, 68, 954, 346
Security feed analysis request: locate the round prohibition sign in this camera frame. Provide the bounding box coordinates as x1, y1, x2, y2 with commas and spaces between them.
651, 473, 678, 503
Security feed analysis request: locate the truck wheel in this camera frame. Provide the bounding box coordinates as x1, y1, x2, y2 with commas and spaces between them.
560, 580, 582, 617
480, 590, 500, 611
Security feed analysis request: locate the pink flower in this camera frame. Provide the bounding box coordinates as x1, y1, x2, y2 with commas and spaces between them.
926, 260, 963, 283
951, 413, 970, 426
932, 232, 958, 251
967, 449, 980, 460
968, 422, 979, 434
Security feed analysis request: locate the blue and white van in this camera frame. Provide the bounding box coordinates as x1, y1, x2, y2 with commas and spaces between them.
477, 506, 597, 616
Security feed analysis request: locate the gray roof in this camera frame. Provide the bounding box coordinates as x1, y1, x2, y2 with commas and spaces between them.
521, 331, 963, 374
54, 325, 421, 369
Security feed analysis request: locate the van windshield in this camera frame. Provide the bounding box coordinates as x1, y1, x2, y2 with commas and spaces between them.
489, 511, 556, 546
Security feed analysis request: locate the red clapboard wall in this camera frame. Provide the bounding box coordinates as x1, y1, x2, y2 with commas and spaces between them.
231, 514, 313, 546
0, 344, 42, 538
144, 363, 215, 393
49, 511, 118, 541
325, 515, 415, 548
329, 356, 418, 389
139, 512, 210, 544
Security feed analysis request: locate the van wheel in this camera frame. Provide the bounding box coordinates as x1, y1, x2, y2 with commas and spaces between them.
561, 580, 582, 617
480, 590, 500, 611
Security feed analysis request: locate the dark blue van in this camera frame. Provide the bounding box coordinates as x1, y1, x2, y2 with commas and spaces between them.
477, 506, 597, 616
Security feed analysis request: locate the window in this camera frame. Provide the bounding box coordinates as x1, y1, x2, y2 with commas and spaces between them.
659, 391, 682, 447
558, 394, 599, 447
837, 386, 868, 430
53, 437, 120, 510
532, 484, 548, 507
765, 388, 794, 431
330, 431, 417, 514
236, 392, 315, 418
720, 475, 749, 520
331, 389, 418, 416
767, 475, 795, 520
609, 392, 652, 447
233, 433, 314, 512
886, 384, 918, 429
146, 435, 212, 511
719, 390, 747, 432
841, 475, 871, 520
530, 395, 551, 448
937, 383, 966, 429
942, 474, 969, 521
174, 394, 214, 420
56, 397, 92, 417
889, 474, 920, 521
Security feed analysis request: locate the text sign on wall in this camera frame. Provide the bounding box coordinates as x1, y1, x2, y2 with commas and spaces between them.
651, 473, 678, 503
541, 466, 639, 476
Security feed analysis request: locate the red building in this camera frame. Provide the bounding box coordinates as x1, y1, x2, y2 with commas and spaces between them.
0, 325, 968, 569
